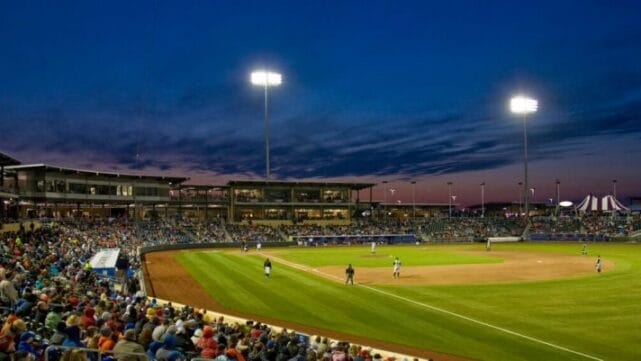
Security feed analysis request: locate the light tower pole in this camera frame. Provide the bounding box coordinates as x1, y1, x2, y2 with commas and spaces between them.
382, 180, 388, 221
447, 181, 453, 218
518, 182, 523, 216
511, 95, 538, 225
411, 181, 417, 220
554, 179, 561, 215
251, 70, 282, 179
481, 182, 485, 218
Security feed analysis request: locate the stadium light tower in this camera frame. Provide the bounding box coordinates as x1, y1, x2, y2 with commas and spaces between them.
382, 180, 388, 221
518, 181, 523, 216
251, 70, 282, 179
480, 182, 485, 218
447, 181, 453, 218
554, 179, 561, 215
411, 181, 417, 220
612, 179, 617, 198
510, 95, 538, 225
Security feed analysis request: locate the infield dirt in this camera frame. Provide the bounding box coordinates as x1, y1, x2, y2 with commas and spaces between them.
308, 249, 611, 285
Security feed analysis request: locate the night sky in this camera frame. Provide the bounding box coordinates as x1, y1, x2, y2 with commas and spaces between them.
1, 1, 641, 206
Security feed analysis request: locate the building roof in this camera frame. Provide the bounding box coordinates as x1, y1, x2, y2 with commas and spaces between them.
227, 180, 375, 190
5, 164, 189, 183
0, 152, 20, 167
177, 184, 229, 190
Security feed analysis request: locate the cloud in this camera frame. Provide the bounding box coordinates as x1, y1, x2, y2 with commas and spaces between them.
2, 70, 641, 181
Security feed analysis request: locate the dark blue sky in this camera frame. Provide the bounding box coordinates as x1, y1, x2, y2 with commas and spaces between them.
1, 1, 640, 205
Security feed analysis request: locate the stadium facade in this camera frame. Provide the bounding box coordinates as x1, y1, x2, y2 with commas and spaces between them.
0, 155, 452, 223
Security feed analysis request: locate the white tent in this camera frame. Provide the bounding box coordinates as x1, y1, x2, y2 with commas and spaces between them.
577, 194, 629, 213
601, 195, 630, 212
577, 194, 599, 212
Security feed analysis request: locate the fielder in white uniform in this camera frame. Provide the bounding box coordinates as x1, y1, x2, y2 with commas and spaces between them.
393, 257, 401, 278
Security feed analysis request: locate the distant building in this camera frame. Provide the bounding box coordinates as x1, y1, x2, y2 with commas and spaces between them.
1, 162, 378, 224
3, 164, 186, 219
0, 152, 21, 221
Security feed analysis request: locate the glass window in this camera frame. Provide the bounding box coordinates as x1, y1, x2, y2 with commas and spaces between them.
294, 189, 320, 202
69, 183, 87, 194
55, 180, 66, 193
265, 208, 287, 219
323, 189, 347, 202
235, 188, 262, 202
265, 188, 289, 202
323, 208, 348, 219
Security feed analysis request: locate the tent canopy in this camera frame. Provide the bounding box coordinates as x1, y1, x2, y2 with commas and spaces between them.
577, 194, 629, 213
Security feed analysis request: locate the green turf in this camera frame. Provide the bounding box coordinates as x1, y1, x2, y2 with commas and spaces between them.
175, 243, 641, 361
273, 244, 502, 267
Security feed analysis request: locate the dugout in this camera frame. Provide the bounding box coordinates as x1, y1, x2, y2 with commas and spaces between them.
90, 248, 121, 278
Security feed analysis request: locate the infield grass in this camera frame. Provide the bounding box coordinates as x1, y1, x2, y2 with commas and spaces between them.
175, 243, 641, 361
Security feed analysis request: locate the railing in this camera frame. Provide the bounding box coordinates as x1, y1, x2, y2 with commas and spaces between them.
291, 234, 417, 244
45, 345, 149, 361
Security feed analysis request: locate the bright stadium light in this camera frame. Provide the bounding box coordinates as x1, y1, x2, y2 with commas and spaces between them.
510, 94, 538, 228
251, 71, 282, 86
250, 70, 283, 178
510, 96, 538, 114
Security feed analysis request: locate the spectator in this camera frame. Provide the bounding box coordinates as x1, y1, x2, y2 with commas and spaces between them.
113, 329, 146, 361
63, 325, 85, 348
60, 349, 88, 361
97, 327, 115, 351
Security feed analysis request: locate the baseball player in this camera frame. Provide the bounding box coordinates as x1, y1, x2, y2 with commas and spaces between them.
264, 258, 272, 278
345, 264, 355, 285
393, 257, 401, 278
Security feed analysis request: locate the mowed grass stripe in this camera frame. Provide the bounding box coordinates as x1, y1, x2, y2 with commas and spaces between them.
275, 245, 502, 267
176, 250, 596, 360
180, 252, 392, 331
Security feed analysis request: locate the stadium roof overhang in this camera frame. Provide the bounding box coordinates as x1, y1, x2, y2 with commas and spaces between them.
227, 180, 375, 191
0, 191, 18, 199
176, 184, 229, 190
5, 164, 189, 184
0, 152, 20, 167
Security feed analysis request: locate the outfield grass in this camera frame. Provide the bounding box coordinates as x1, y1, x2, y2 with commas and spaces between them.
175, 243, 641, 361
274, 245, 502, 267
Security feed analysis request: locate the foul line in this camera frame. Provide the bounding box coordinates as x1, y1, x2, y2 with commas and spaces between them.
262, 252, 603, 361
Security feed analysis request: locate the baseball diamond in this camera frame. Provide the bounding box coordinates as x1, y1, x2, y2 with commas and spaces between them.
143, 243, 639, 361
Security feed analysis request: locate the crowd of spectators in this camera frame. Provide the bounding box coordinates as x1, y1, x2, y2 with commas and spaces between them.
529, 214, 639, 240
168, 215, 641, 244
0, 220, 415, 361
132, 221, 192, 247
224, 225, 284, 243
279, 221, 411, 238
415, 218, 522, 242
176, 219, 228, 244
